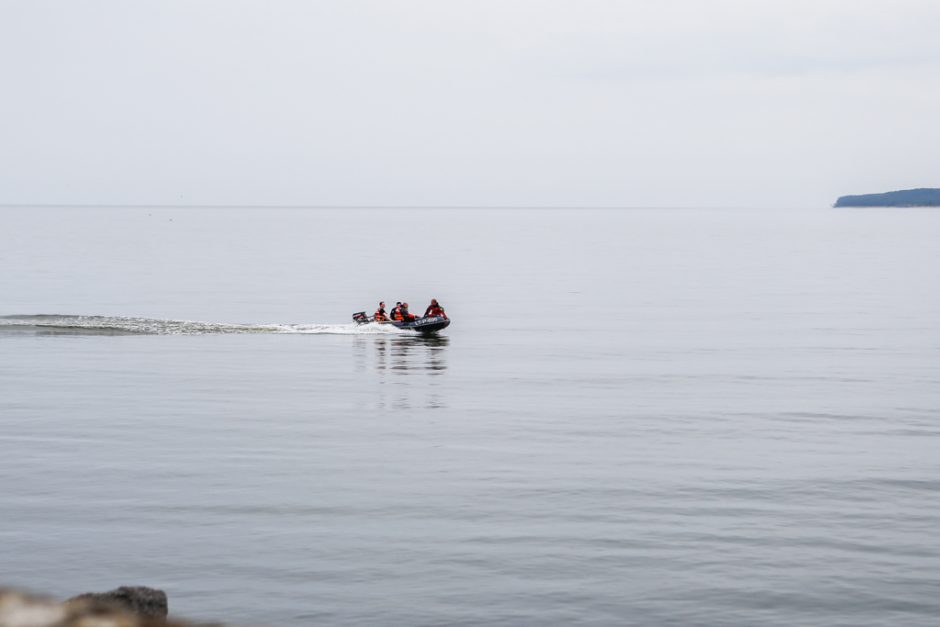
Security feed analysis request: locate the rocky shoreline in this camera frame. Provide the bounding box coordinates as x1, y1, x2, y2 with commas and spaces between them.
0, 586, 211, 627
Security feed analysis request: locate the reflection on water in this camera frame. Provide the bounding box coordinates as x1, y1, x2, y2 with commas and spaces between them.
353, 334, 450, 410
382, 335, 449, 374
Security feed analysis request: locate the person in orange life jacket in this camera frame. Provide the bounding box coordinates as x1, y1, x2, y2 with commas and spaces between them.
399, 302, 416, 321
423, 299, 447, 319
374, 301, 388, 322
390, 302, 403, 321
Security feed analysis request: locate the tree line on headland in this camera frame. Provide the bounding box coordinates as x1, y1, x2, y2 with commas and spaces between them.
834, 188, 940, 207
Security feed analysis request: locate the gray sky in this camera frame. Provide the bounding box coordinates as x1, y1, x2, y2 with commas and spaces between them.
2, 0, 938, 207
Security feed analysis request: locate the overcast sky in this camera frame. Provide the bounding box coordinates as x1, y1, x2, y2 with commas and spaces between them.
2, 0, 938, 207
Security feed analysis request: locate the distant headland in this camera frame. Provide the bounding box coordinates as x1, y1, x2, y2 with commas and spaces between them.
834, 188, 940, 207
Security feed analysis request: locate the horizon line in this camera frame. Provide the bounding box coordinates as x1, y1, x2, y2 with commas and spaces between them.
0, 203, 810, 210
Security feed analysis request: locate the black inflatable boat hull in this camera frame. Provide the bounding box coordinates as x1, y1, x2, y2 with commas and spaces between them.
390, 315, 450, 333
352, 312, 450, 334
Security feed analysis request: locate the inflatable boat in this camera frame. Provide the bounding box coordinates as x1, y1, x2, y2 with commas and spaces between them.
352, 312, 450, 334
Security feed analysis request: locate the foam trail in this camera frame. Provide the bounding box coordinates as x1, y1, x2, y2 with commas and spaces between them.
0, 315, 405, 336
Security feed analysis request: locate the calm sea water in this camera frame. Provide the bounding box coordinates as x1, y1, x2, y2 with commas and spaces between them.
2, 207, 939, 626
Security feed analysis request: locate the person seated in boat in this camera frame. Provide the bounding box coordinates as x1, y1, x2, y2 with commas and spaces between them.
399, 302, 416, 321
423, 299, 447, 319
374, 301, 388, 322
390, 302, 403, 321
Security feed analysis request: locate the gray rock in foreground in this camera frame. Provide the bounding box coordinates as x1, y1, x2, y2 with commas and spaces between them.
68, 586, 168, 619
0, 587, 201, 627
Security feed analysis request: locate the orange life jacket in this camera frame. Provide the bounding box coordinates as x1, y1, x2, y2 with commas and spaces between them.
374, 309, 387, 321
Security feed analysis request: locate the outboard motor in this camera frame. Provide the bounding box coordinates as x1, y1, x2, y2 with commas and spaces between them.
352, 311, 371, 325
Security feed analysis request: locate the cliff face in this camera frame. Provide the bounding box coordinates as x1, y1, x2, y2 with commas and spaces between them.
834, 188, 940, 207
